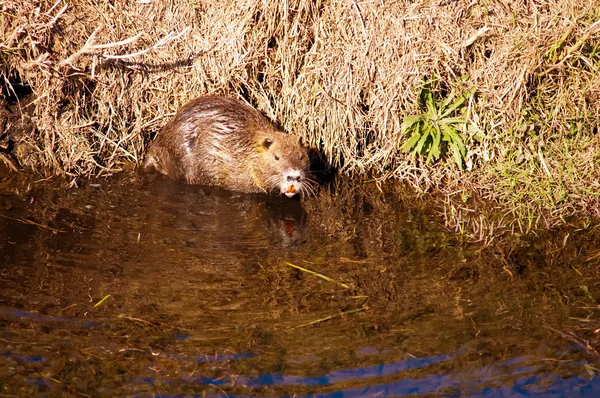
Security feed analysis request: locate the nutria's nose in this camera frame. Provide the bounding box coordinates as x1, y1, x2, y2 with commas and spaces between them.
287, 175, 301, 182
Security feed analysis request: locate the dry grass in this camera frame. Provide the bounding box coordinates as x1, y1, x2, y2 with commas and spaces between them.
1, 0, 600, 226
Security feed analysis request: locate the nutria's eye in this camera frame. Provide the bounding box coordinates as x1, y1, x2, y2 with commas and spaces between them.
274, 154, 280, 161
263, 138, 273, 149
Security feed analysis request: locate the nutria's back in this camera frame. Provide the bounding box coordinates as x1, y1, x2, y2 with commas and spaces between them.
144, 96, 312, 197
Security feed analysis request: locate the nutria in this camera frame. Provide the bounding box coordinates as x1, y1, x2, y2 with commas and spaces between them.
144, 96, 313, 197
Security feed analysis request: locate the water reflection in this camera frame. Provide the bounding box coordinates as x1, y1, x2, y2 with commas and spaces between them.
0, 173, 599, 396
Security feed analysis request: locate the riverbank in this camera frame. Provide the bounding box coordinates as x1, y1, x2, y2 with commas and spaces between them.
1, 0, 599, 230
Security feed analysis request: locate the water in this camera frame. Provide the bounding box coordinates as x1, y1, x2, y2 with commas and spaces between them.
1, 172, 599, 396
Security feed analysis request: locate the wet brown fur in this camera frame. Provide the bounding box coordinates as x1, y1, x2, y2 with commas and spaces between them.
144, 96, 310, 195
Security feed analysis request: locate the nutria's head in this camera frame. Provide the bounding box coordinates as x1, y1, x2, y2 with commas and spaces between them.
253, 132, 312, 198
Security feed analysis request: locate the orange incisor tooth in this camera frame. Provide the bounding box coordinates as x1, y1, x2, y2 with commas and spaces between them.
288, 185, 296, 193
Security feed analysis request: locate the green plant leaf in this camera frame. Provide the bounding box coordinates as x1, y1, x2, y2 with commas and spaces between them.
439, 117, 466, 125
401, 132, 421, 153
449, 141, 464, 168
428, 127, 442, 161
440, 91, 457, 111
415, 128, 431, 154
442, 124, 466, 156
440, 88, 475, 118
401, 115, 423, 134
424, 90, 437, 116
419, 85, 432, 109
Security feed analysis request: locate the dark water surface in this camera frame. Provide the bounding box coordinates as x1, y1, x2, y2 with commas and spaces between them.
1, 173, 600, 397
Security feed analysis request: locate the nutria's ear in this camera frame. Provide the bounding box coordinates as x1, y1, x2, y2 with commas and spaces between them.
298, 136, 308, 148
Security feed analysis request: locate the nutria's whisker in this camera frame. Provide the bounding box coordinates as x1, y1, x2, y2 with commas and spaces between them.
304, 175, 317, 185
299, 184, 309, 197
303, 179, 317, 197
302, 176, 317, 195
266, 174, 279, 185
267, 177, 280, 191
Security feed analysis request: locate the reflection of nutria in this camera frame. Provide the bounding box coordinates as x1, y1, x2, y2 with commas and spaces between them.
144, 96, 313, 198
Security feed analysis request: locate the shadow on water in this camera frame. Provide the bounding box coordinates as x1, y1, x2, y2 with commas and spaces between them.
1, 172, 600, 396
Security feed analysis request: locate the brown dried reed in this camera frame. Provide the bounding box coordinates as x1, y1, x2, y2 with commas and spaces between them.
1, 0, 600, 223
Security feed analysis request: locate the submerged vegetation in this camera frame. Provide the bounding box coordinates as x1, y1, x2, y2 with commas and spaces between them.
1, 0, 600, 230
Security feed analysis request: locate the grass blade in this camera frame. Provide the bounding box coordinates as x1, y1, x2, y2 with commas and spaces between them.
285, 262, 351, 289
289, 307, 366, 330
